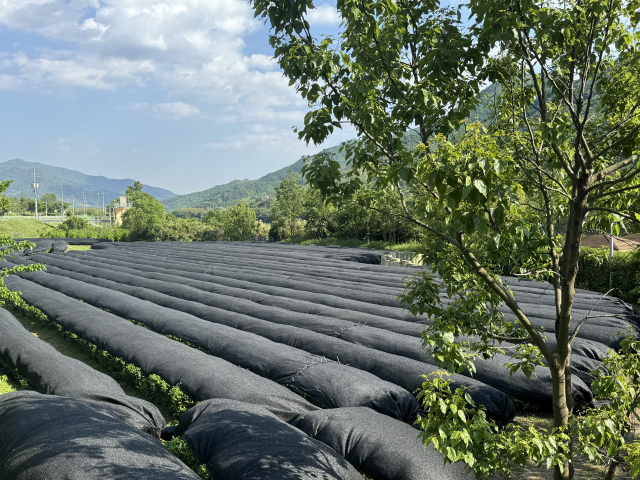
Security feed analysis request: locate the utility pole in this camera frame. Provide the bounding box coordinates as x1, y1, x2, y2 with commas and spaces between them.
101, 193, 105, 215
609, 221, 620, 289
60, 184, 64, 219
30, 169, 39, 218
82, 189, 86, 215
72, 195, 75, 216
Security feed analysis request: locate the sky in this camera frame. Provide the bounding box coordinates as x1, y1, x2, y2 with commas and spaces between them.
0, 0, 355, 195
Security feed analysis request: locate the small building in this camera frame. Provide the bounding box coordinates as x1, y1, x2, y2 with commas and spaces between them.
113, 196, 132, 226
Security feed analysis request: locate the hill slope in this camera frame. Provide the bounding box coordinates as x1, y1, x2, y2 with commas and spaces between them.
0, 159, 176, 205
162, 144, 347, 211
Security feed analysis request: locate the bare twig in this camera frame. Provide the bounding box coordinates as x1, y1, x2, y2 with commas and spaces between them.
569, 289, 615, 344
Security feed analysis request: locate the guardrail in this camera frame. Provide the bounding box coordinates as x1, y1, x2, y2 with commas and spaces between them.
0, 215, 111, 222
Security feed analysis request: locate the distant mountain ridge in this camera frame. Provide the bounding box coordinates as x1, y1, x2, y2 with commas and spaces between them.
0, 159, 176, 205
161, 143, 347, 211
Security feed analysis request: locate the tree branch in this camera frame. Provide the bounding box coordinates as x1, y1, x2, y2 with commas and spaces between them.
585, 207, 639, 222
590, 183, 640, 202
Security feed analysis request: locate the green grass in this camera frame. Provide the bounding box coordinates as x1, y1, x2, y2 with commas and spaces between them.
0, 218, 55, 238
66, 245, 92, 251
0, 302, 209, 477
0, 301, 194, 421
0, 369, 27, 395
293, 238, 422, 251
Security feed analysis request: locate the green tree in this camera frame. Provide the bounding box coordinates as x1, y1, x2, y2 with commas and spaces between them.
0, 180, 12, 215
270, 171, 306, 239
126, 180, 144, 199
122, 191, 166, 241
61, 216, 89, 230
303, 188, 336, 239
224, 202, 257, 241
252, 0, 640, 479
202, 209, 227, 231
203, 203, 258, 241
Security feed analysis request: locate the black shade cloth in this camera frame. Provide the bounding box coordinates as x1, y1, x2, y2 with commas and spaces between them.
0, 391, 200, 480
7, 256, 515, 425
70, 248, 615, 362
175, 399, 362, 480
20, 254, 590, 410
291, 407, 475, 480
2, 274, 318, 423
9, 267, 420, 422
0, 308, 165, 434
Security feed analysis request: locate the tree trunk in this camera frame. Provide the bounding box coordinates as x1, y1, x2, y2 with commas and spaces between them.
552, 179, 589, 480
550, 358, 572, 480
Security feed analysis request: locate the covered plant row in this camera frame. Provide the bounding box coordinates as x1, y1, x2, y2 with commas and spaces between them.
1, 241, 638, 479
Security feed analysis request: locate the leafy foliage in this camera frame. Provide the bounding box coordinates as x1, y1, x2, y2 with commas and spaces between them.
61, 216, 89, 230
163, 437, 208, 479
269, 171, 307, 240
576, 248, 640, 303
202, 201, 258, 241
122, 192, 167, 241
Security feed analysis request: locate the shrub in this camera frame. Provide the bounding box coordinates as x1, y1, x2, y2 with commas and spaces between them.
575, 247, 640, 304
61, 216, 89, 230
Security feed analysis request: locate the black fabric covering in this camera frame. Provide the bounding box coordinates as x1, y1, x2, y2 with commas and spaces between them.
0, 391, 200, 480
68, 248, 616, 362
291, 407, 475, 480
11, 256, 515, 425
0, 308, 165, 434
175, 399, 361, 480
51, 239, 68, 252
17, 237, 110, 246
10, 268, 420, 422
70, 248, 416, 323
2, 274, 318, 422
22, 239, 54, 255
80, 243, 638, 324
23, 254, 591, 409
64, 250, 423, 337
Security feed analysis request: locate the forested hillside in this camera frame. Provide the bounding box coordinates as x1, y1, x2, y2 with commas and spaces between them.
161, 143, 346, 211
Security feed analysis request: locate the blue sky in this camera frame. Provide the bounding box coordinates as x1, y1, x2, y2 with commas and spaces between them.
0, 0, 354, 195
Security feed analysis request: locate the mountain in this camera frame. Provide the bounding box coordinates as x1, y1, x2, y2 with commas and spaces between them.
161, 143, 348, 211
0, 159, 176, 205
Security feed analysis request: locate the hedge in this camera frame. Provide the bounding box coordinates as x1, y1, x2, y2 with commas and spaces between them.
576, 247, 640, 304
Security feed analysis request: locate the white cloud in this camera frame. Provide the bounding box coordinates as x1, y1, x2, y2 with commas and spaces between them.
127, 101, 203, 119
306, 4, 341, 26
205, 141, 243, 150
0, 52, 154, 90
0, 0, 301, 110
0, 0, 339, 176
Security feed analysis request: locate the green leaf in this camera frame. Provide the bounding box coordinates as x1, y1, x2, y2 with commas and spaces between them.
474, 179, 486, 197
